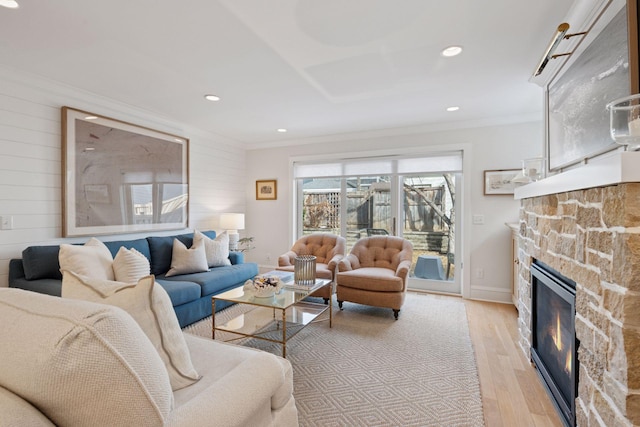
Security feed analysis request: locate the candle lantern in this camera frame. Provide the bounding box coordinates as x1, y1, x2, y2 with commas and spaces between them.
294, 255, 316, 286
607, 94, 640, 150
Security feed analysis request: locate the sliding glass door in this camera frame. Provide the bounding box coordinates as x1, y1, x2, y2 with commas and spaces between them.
300, 177, 341, 236
295, 153, 462, 295
345, 176, 393, 250
402, 174, 460, 294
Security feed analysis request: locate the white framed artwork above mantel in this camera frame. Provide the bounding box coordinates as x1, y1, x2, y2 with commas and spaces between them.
530, 0, 640, 174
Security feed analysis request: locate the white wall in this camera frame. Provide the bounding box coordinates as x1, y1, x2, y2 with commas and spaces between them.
245, 121, 543, 303
0, 67, 247, 287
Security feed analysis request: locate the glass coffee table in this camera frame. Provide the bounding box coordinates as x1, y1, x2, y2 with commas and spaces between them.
212, 279, 332, 358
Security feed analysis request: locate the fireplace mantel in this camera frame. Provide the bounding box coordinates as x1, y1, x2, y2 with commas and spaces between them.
514, 151, 640, 200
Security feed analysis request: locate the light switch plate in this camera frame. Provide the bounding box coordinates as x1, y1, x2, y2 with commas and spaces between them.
0, 216, 13, 230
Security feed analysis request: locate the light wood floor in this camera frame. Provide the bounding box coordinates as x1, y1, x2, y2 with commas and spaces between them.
463, 298, 563, 427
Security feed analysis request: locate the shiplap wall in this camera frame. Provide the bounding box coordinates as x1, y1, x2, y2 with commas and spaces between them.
0, 66, 247, 287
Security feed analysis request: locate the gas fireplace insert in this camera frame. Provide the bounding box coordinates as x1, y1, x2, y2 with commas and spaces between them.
531, 260, 578, 427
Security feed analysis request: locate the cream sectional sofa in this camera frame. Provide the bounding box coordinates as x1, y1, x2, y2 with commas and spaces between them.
0, 288, 298, 427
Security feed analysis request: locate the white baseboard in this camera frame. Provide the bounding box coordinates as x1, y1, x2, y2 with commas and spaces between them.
469, 286, 512, 304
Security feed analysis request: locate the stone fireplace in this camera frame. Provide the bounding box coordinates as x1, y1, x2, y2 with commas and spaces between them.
515, 155, 640, 426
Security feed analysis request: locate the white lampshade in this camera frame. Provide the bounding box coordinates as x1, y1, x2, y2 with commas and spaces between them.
220, 213, 245, 231
220, 213, 245, 251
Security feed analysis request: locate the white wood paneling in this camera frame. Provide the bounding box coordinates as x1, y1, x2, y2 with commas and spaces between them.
0, 67, 248, 287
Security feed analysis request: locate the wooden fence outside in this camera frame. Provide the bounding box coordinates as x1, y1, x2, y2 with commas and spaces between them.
303, 187, 449, 234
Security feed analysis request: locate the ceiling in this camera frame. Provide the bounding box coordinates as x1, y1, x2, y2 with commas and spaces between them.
0, 0, 573, 147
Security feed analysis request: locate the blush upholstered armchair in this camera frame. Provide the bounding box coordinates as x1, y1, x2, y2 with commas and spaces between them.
277, 233, 346, 303
336, 236, 413, 319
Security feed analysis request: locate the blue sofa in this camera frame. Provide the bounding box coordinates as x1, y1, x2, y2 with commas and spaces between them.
8, 231, 258, 328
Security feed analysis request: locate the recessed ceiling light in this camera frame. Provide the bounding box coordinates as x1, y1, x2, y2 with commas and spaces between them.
446, 106, 460, 112
84, 116, 98, 120
204, 94, 220, 102
0, 0, 19, 9
441, 46, 463, 57
277, 128, 287, 133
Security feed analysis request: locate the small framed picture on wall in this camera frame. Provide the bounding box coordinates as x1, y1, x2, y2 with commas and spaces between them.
483, 169, 519, 195
256, 179, 277, 200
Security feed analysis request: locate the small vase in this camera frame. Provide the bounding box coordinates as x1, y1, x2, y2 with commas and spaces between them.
607, 94, 640, 150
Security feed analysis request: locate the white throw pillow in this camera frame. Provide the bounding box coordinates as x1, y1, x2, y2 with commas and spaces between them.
0, 288, 173, 427
61, 270, 201, 391
194, 230, 232, 268
113, 247, 151, 283
59, 237, 114, 280
165, 238, 209, 277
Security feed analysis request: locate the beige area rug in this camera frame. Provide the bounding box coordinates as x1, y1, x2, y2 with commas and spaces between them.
184, 293, 485, 427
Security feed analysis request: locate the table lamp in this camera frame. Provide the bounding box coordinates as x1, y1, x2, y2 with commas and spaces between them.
220, 213, 245, 251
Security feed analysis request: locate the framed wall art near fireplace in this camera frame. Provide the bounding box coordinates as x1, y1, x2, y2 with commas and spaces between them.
483, 169, 520, 195
62, 107, 189, 237
546, 0, 640, 171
